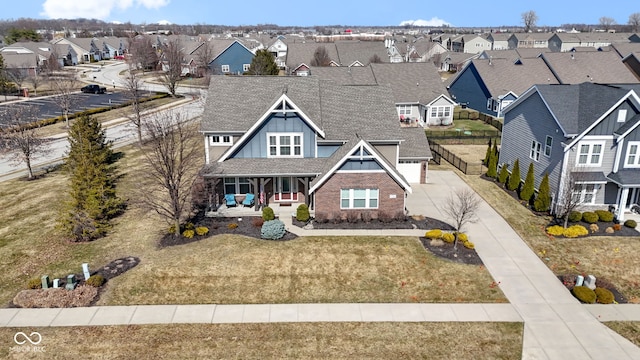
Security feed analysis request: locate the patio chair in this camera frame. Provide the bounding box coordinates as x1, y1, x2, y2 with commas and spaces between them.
224, 194, 237, 207
243, 193, 255, 207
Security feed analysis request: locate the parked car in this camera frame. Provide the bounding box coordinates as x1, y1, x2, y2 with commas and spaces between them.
81, 84, 107, 94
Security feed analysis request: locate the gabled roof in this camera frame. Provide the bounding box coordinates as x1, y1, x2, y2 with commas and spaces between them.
309, 65, 376, 85
540, 51, 639, 84
286, 42, 339, 70
611, 42, 640, 58
309, 138, 412, 194
210, 39, 254, 61
333, 40, 388, 65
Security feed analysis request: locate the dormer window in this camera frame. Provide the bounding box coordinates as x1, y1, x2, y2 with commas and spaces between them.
210, 135, 233, 146
267, 133, 302, 158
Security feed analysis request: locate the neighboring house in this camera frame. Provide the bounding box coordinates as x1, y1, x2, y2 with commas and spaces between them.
267, 36, 288, 68
310, 62, 455, 127
0, 41, 77, 68
100, 37, 127, 59
0, 52, 39, 77
198, 76, 432, 218
410, 38, 448, 62
447, 57, 559, 117
286, 40, 388, 74
486, 33, 511, 50
507, 33, 551, 50
548, 32, 633, 52
436, 51, 477, 72
498, 82, 640, 221
451, 35, 492, 54
286, 41, 340, 73
208, 40, 254, 75
539, 51, 639, 84
52, 37, 101, 63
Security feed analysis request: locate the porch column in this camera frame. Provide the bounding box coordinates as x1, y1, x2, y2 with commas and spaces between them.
617, 187, 629, 222
298, 177, 310, 207
248, 178, 259, 211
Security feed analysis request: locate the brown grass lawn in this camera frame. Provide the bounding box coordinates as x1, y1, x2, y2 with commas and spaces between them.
0, 322, 523, 359
0, 141, 505, 307
437, 146, 640, 302
604, 322, 640, 346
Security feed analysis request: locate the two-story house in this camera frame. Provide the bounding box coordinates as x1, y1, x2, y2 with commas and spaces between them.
498, 82, 640, 221
208, 40, 255, 75
198, 76, 432, 219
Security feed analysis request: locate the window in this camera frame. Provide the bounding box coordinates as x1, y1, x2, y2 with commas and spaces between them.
398, 105, 412, 116
224, 177, 252, 195
267, 133, 303, 158
243, 64, 250, 72
340, 189, 379, 209
221, 64, 230, 73
530, 140, 541, 161
486, 99, 492, 110
430, 106, 451, 118
625, 142, 640, 167
576, 141, 604, 166
617, 109, 627, 123
571, 184, 597, 204
544, 136, 553, 157
210, 135, 232, 146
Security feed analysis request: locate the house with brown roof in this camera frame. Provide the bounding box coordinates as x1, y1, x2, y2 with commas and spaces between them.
285, 40, 388, 75
539, 51, 639, 84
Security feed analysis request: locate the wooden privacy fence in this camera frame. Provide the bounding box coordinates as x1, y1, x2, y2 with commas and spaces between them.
425, 129, 501, 139
429, 142, 484, 175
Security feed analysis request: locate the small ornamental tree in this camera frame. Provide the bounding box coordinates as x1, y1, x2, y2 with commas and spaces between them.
498, 163, 509, 184
507, 158, 521, 191
486, 149, 498, 178
247, 49, 279, 75
520, 162, 535, 202
484, 138, 492, 165
533, 173, 551, 212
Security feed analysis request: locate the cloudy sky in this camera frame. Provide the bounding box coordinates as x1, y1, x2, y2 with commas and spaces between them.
2, 0, 638, 28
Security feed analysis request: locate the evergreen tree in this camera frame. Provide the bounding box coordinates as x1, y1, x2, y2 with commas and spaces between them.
247, 49, 279, 75
492, 139, 498, 159
59, 114, 124, 241
486, 148, 498, 177
498, 163, 509, 184
533, 173, 551, 212
520, 162, 535, 202
484, 138, 492, 165
507, 158, 521, 191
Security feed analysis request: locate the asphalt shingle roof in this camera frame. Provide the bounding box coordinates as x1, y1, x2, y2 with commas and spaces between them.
471, 57, 560, 97
541, 51, 639, 84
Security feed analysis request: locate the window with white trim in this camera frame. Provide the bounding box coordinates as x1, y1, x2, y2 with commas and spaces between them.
617, 109, 627, 123
221, 64, 230, 73
486, 99, 492, 110
267, 133, 303, 158
571, 183, 598, 204
625, 141, 640, 167
224, 177, 252, 194
430, 106, 451, 118
340, 188, 379, 209
210, 135, 233, 146
530, 140, 541, 161
544, 136, 553, 157
398, 105, 412, 116
576, 141, 604, 166
243, 64, 250, 72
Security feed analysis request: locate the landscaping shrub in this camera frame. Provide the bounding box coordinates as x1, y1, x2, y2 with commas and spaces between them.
262, 206, 275, 221
296, 204, 310, 222
454, 232, 469, 242
252, 217, 264, 227
463, 240, 475, 249
184, 222, 195, 230
486, 149, 497, 178
546, 225, 565, 236
442, 232, 455, 243
484, 139, 492, 166
507, 159, 520, 191
595, 287, 615, 304
533, 173, 551, 212
589, 223, 599, 233
227, 223, 238, 230
624, 219, 637, 229
86, 274, 105, 287
378, 211, 393, 223
563, 225, 589, 238
261, 219, 286, 240
568, 211, 582, 223
497, 164, 509, 184
582, 212, 598, 224
594, 210, 614, 222
613, 223, 622, 231
182, 229, 195, 238
168, 224, 178, 234
195, 226, 209, 236
425, 229, 443, 239
572, 286, 596, 304
347, 211, 360, 223
520, 162, 535, 202
605, 227, 614, 234
27, 278, 43, 290
13, 285, 98, 308
361, 211, 372, 223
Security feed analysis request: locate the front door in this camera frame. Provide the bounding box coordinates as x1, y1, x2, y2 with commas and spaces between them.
275, 177, 298, 201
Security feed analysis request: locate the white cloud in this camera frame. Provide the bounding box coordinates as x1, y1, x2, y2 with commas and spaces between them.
156, 19, 172, 25
399, 18, 452, 27
40, 0, 170, 20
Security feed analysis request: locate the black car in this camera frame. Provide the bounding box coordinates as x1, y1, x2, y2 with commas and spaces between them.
81, 84, 107, 94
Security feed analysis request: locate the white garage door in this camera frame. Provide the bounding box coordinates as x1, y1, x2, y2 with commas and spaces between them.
397, 161, 421, 183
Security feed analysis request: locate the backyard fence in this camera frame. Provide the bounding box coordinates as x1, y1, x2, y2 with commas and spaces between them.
429, 141, 485, 175
454, 109, 503, 131
425, 129, 501, 140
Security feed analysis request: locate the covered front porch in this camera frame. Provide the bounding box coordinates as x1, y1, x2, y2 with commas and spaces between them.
608, 171, 640, 222
205, 201, 314, 218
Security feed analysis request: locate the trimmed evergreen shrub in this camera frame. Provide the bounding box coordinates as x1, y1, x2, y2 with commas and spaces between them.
486, 149, 498, 178
252, 217, 264, 227
463, 240, 475, 249
520, 162, 535, 202
568, 211, 583, 223
261, 219, 286, 240
262, 206, 275, 221
182, 229, 195, 238
507, 159, 520, 191
563, 225, 589, 238
572, 286, 596, 304
484, 138, 492, 166
27, 278, 43, 289
624, 219, 637, 228
546, 225, 565, 236
454, 232, 469, 242
533, 173, 551, 212
497, 164, 509, 184
594, 287, 615, 304
195, 226, 209, 236
425, 229, 443, 239
594, 210, 614, 222
582, 212, 598, 224
441, 233, 455, 243
86, 274, 105, 287
227, 223, 238, 230
296, 204, 310, 222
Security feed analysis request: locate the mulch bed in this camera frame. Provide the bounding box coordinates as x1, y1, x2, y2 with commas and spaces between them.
419, 237, 484, 265
291, 216, 454, 230
558, 274, 628, 304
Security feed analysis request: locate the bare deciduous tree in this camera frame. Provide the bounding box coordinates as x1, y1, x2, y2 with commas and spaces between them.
310, 46, 332, 67
599, 16, 616, 30
0, 105, 49, 179
137, 110, 201, 236
50, 72, 79, 128
123, 60, 146, 145
521, 10, 538, 32
128, 35, 158, 72
441, 188, 481, 250
6, 64, 29, 91
555, 169, 590, 228
159, 39, 184, 97
628, 13, 640, 32
194, 39, 214, 80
